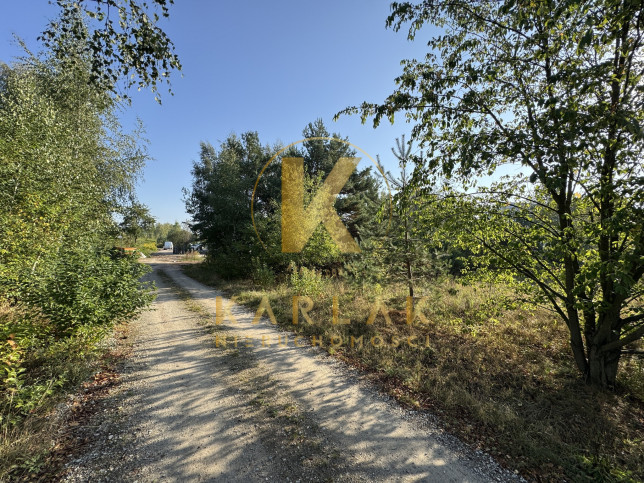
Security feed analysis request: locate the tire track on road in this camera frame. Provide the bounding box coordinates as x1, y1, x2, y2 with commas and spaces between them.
153, 260, 522, 482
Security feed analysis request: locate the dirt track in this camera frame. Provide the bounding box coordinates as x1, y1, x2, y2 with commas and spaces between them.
62, 251, 522, 482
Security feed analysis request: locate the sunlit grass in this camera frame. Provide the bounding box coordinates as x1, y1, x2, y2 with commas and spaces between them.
183, 262, 644, 482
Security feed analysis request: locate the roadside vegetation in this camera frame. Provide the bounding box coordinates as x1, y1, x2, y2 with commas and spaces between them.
181, 92, 643, 482
184, 263, 644, 481
0, 2, 181, 479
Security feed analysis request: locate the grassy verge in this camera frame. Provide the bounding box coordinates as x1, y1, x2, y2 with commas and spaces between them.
183, 262, 644, 482
0, 303, 135, 480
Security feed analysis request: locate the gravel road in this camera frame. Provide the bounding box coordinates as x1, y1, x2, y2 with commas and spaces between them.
61, 251, 524, 482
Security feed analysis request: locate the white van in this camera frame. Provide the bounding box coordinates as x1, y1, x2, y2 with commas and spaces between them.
163, 241, 173, 251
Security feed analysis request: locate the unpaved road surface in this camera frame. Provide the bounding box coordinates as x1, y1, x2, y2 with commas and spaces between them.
62, 251, 522, 482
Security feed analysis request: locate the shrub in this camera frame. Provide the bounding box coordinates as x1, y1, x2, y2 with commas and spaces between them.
1, 247, 154, 425
251, 257, 275, 288
137, 241, 158, 256
23, 248, 153, 336
288, 263, 326, 298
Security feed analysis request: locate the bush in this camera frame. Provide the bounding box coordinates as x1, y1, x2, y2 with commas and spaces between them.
288, 263, 326, 298
0, 302, 100, 423
22, 248, 153, 336
0, 299, 113, 480
137, 240, 158, 256
251, 257, 275, 288
1, 248, 154, 422
0, 247, 154, 481
205, 243, 255, 279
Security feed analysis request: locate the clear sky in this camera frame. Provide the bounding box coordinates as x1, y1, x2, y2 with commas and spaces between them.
0, 1, 435, 224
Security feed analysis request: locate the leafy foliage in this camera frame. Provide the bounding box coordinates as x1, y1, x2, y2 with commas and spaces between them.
40, 0, 182, 101
184, 121, 385, 278
288, 262, 327, 298
0, 5, 176, 476
23, 247, 153, 336
339, 0, 644, 387
184, 132, 273, 277
166, 222, 193, 251
300, 120, 384, 244
119, 200, 155, 244
0, 17, 154, 434
148, 221, 177, 246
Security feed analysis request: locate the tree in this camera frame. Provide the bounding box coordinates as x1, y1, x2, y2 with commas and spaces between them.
378, 136, 438, 297
0, 6, 159, 441
184, 122, 386, 277
166, 222, 192, 251
119, 200, 155, 244
40, 0, 181, 101
0, 41, 145, 292
339, 0, 644, 388
152, 221, 175, 246
185, 133, 274, 251
300, 119, 383, 244
184, 133, 275, 276
0, 29, 153, 333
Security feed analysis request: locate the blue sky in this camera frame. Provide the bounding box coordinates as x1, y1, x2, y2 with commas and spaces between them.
0, 1, 435, 224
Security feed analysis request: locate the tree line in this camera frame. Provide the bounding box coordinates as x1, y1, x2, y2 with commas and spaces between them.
183, 120, 463, 296
183, 119, 452, 283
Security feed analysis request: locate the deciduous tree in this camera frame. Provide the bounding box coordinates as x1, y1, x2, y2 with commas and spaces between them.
40, 0, 181, 101
339, 0, 644, 387
119, 200, 155, 244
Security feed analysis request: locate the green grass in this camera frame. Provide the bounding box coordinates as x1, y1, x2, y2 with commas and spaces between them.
0, 301, 131, 480
183, 262, 644, 482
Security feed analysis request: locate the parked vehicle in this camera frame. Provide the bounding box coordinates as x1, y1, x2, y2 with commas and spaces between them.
163, 241, 173, 250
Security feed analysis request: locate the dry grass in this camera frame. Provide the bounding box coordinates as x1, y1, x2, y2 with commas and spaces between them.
181, 252, 204, 263
183, 262, 644, 482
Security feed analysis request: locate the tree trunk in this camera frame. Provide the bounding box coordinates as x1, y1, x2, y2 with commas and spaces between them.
588, 345, 621, 388
587, 310, 624, 388
406, 258, 413, 298
404, 217, 413, 298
